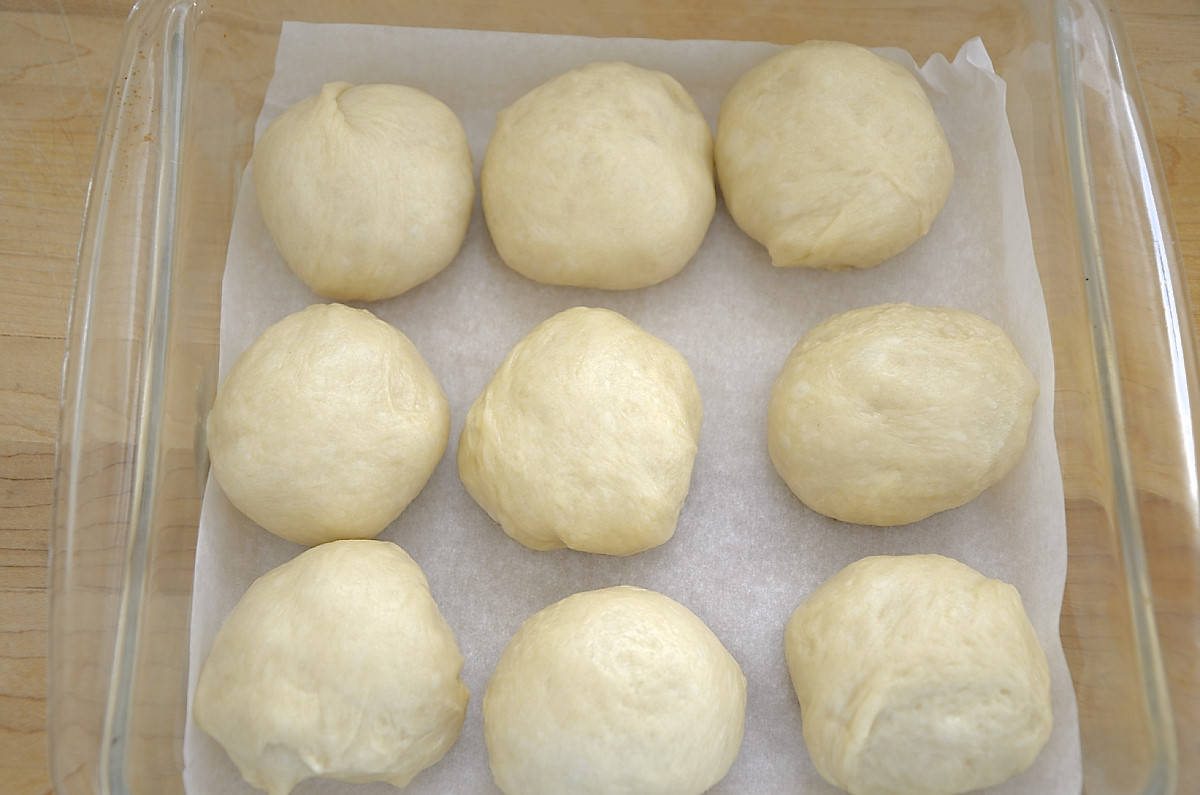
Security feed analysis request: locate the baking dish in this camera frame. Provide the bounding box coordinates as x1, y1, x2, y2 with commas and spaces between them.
48, 0, 1197, 792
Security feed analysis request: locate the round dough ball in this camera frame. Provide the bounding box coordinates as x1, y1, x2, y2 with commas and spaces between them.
767, 303, 1037, 525
458, 307, 702, 555
785, 554, 1053, 795
254, 82, 474, 301
481, 62, 715, 289
716, 41, 954, 269
484, 586, 746, 795
207, 303, 449, 545
195, 540, 469, 795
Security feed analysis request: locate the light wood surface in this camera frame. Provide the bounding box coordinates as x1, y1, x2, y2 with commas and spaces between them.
1, 1, 1196, 793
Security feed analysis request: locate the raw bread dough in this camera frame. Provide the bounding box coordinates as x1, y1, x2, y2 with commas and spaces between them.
767, 303, 1037, 525
716, 41, 954, 269
785, 554, 1053, 795
457, 307, 702, 555
207, 303, 449, 545
253, 82, 474, 301
483, 586, 746, 795
194, 540, 469, 795
481, 62, 715, 289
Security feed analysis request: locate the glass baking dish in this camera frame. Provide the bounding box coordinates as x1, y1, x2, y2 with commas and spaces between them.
48, 0, 1198, 792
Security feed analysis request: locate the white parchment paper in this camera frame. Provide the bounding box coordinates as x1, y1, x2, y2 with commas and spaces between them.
184, 23, 1082, 795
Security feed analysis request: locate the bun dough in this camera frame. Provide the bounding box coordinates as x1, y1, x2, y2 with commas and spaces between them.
785, 554, 1053, 795
716, 41, 954, 269
481, 62, 715, 289
194, 540, 469, 795
253, 82, 474, 301
458, 307, 702, 555
207, 303, 449, 545
767, 303, 1037, 525
484, 586, 746, 795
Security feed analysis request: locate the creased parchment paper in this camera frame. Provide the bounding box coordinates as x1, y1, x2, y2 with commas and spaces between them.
183, 23, 1082, 795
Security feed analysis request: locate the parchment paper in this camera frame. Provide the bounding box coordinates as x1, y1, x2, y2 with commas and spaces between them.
184, 23, 1082, 795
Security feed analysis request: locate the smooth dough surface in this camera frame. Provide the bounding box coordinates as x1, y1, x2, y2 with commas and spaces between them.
481, 62, 715, 289
484, 586, 746, 795
716, 41, 954, 269
785, 554, 1053, 795
457, 307, 702, 555
254, 82, 474, 301
207, 303, 449, 545
194, 540, 469, 795
767, 303, 1037, 525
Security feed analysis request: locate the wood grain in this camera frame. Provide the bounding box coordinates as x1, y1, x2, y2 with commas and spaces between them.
1125, 7, 1200, 334
0, 6, 126, 793
0, 2, 1195, 793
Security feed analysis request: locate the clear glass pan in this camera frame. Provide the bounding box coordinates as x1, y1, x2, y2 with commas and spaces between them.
49, 0, 1198, 792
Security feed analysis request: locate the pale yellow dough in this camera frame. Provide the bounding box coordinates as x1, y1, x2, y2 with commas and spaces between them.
207, 303, 449, 545
483, 586, 746, 795
253, 82, 474, 301
481, 62, 715, 289
457, 307, 702, 555
194, 540, 469, 795
716, 41, 954, 269
767, 303, 1037, 526
786, 554, 1053, 795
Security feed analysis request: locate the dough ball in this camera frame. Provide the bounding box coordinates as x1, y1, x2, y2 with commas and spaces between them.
481, 62, 715, 289
458, 307, 702, 555
484, 586, 746, 795
195, 540, 469, 795
716, 41, 954, 269
785, 554, 1053, 795
207, 303, 449, 545
767, 303, 1037, 525
254, 82, 474, 301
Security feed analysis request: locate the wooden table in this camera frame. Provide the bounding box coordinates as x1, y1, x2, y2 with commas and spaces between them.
1, 1, 1196, 792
